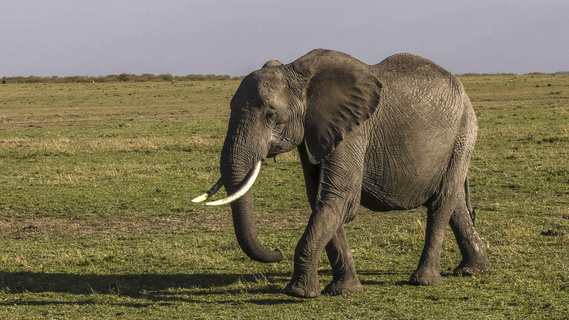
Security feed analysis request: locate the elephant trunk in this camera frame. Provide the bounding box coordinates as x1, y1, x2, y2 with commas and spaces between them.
220, 135, 284, 263
228, 191, 284, 263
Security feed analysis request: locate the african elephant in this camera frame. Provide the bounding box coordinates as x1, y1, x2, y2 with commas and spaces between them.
194, 49, 491, 298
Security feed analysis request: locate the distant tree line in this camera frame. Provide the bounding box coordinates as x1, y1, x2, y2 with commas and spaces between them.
1, 73, 243, 84
3, 72, 567, 85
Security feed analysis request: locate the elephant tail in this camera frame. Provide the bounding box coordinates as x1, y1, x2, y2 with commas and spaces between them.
464, 176, 476, 225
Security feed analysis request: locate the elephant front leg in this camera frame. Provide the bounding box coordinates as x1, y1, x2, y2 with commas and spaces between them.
285, 141, 366, 298
324, 224, 363, 295
283, 205, 341, 298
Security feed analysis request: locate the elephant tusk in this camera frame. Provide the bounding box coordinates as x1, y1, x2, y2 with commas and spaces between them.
205, 161, 262, 206
191, 178, 224, 203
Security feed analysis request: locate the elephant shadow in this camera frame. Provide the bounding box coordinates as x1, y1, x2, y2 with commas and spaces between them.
0, 271, 299, 306
0, 269, 446, 305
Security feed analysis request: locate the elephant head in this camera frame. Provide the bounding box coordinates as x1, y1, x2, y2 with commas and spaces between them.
194, 49, 382, 263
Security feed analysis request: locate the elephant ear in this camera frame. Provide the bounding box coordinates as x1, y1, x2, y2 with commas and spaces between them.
294, 49, 382, 164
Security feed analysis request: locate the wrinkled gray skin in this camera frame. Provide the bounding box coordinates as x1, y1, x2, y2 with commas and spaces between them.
219, 49, 490, 298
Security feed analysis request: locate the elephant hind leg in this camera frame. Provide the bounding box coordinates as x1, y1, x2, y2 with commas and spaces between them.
410, 155, 471, 285
409, 199, 452, 286
449, 193, 491, 276
324, 224, 363, 295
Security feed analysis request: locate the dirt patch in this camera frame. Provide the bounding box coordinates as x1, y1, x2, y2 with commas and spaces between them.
0, 214, 232, 239
540, 229, 562, 237
0, 209, 309, 239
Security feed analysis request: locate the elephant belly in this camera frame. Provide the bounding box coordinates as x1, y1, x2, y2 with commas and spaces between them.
360, 183, 432, 212
359, 145, 449, 212
359, 111, 457, 212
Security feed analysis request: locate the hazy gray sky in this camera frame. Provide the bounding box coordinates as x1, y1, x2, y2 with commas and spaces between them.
1, 0, 568, 77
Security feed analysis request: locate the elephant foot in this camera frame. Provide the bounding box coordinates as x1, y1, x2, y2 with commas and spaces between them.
324, 277, 363, 296
283, 277, 322, 298
409, 268, 443, 286
453, 259, 491, 277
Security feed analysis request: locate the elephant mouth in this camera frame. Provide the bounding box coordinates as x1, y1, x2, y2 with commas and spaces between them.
192, 161, 262, 206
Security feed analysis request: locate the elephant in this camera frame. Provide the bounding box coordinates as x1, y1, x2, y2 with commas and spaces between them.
193, 49, 491, 298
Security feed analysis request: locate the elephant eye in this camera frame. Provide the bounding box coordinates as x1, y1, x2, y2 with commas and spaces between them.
265, 110, 280, 124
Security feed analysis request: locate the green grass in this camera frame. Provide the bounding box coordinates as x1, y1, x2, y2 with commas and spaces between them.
0, 75, 568, 319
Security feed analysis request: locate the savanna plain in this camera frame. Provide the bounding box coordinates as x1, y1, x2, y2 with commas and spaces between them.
0, 73, 568, 319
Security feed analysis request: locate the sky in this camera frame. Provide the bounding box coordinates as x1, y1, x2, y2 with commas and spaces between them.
1, 0, 568, 77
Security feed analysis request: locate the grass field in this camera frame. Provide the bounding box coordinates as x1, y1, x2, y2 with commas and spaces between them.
0, 74, 568, 319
